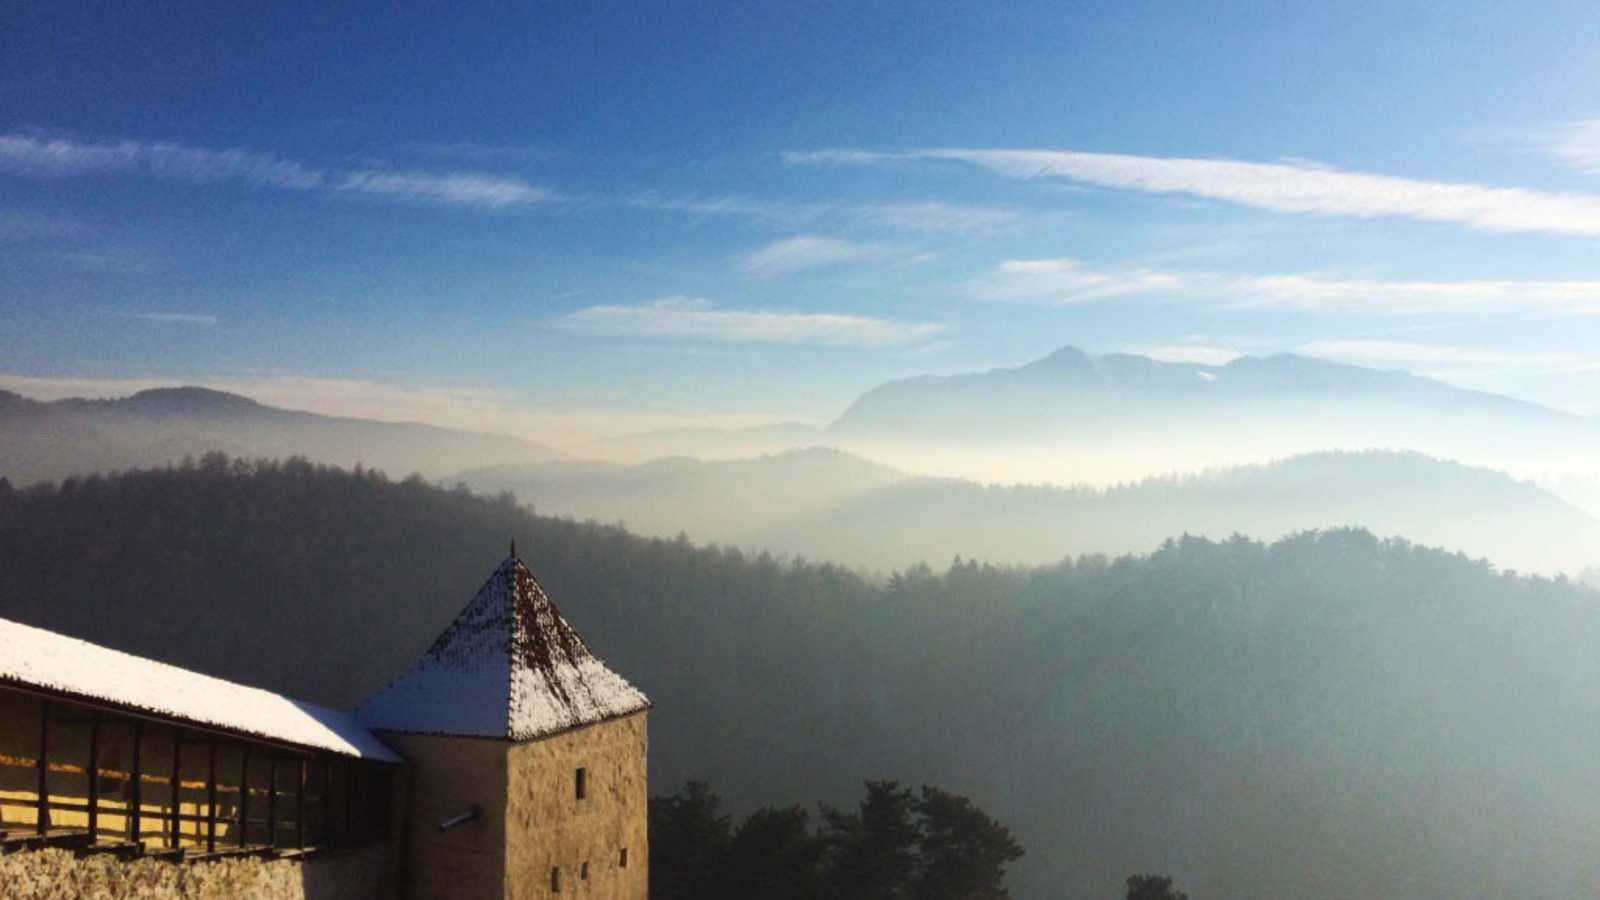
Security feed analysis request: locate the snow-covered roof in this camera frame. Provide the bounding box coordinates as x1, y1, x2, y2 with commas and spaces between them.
0, 616, 401, 763
356, 553, 650, 741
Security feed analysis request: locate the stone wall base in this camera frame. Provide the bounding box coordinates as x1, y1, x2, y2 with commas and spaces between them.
0, 845, 393, 900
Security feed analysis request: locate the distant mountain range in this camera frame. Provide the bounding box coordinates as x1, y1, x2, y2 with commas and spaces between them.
456, 447, 1600, 576
7, 349, 1600, 576
0, 386, 557, 484
831, 346, 1574, 439
570, 347, 1600, 486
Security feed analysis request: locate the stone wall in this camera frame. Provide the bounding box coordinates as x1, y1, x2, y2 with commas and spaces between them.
504, 711, 648, 900
0, 844, 393, 900
378, 732, 509, 900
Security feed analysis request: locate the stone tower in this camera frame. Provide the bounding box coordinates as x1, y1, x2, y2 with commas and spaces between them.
357, 549, 650, 899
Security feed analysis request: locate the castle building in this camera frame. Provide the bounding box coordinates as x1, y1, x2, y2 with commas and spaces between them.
356, 548, 651, 900
0, 547, 650, 899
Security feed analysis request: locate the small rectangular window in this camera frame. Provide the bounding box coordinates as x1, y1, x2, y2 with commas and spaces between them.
551, 867, 561, 892
581, 861, 589, 880
619, 847, 628, 868
575, 767, 587, 800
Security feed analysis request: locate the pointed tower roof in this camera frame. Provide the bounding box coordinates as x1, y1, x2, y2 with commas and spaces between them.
356, 552, 649, 740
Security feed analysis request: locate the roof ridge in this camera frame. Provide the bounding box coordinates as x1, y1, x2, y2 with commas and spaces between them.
504, 554, 519, 739
355, 549, 649, 741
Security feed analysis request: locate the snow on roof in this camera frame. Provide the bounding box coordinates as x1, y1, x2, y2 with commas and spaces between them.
356, 553, 650, 741
0, 616, 400, 763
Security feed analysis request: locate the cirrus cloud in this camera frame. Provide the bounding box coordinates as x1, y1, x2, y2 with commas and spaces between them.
1545, 119, 1600, 176
975, 257, 1600, 316
975, 258, 1185, 303
740, 235, 898, 275
790, 146, 1600, 236
336, 169, 553, 209
0, 134, 322, 189
558, 296, 944, 349
0, 134, 554, 210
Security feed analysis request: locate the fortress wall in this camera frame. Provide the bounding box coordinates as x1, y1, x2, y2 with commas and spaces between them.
379, 732, 508, 900
0, 844, 392, 900
1, 691, 354, 850
504, 711, 649, 900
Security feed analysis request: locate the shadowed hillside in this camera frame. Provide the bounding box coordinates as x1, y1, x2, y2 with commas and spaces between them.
5, 459, 1600, 899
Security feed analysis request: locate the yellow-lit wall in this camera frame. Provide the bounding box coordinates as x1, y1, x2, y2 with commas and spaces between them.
380, 711, 648, 900
504, 711, 649, 900
0, 690, 337, 851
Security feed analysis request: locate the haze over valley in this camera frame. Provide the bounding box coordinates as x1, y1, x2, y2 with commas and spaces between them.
9, 4, 1600, 897
8, 346, 1600, 578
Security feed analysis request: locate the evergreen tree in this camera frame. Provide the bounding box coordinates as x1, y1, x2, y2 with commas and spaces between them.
648, 781, 731, 900
822, 780, 921, 900
717, 805, 825, 900
913, 785, 1024, 900
1125, 874, 1188, 900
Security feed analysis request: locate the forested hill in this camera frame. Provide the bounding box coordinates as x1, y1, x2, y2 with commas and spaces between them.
456, 449, 1600, 576
5, 457, 1600, 899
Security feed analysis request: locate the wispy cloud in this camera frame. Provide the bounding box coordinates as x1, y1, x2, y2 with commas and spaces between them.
974, 257, 1600, 316
0, 134, 554, 210
974, 258, 1185, 304
118, 311, 219, 325
624, 192, 1019, 235
740, 235, 897, 275
1544, 119, 1600, 176
1224, 274, 1600, 315
558, 296, 944, 349
791, 146, 1600, 236
0, 135, 322, 189
336, 169, 553, 209
781, 150, 895, 167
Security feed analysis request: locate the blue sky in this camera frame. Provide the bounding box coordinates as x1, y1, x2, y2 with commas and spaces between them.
5, 0, 1600, 438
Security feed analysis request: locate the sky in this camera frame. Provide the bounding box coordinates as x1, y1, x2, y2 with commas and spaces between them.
5, 0, 1600, 440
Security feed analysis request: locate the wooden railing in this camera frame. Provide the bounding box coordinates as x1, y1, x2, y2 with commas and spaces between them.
0, 698, 388, 859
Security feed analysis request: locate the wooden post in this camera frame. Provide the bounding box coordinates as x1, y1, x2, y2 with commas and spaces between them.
35, 699, 50, 835
296, 759, 307, 850
322, 758, 332, 846
170, 729, 181, 849
129, 720, 144, 847
239, 744, 251, 848
86, 710, 100, 841
343, 759, 355, 846
266, 756, 278, 850
206, 740, 217, 853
